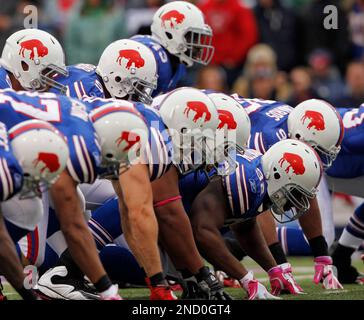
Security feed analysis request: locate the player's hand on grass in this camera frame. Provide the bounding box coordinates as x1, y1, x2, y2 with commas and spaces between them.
268, 263, 304, 295
314, 256, 343, 290
241, 271, 281, 300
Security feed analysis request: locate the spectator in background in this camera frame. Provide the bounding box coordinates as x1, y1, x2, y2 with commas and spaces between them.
254, 0, 298, 72
308, 48, 344, 104
348, 0, 364, 61
198, 0, 258, 88
196, 65, 228, 93
334, 62, 364, 109
125, 0, 164, 36
301, 0, 350, 73
286, 66, 321, 106
232, 44, 290, 101
42, 0, 80, 35
64, 0, 127, 65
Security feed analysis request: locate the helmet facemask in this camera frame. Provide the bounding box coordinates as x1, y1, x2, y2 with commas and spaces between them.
179, 26, 214, 66
19, 61, 68, 94
19, 173, 57, 199
309, 141, 340, 169
270, 183, 316, 223
105, 74, 157, 105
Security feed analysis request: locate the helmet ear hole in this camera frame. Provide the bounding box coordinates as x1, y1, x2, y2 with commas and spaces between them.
295, 133, 301, 139
165, 32, 173, 40
23, 172, 30, 177
115, 76, 122, 83
274, 172, 281, 180
21, 61, 29, 71
105, 153, 114, 159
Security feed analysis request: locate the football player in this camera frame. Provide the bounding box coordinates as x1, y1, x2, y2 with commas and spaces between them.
132, 1, 214, 96
0, 120, 44, 300
0, 89, 149, 300
186, 139, 323, 298
325, 103, 364, 284
231, 95, 344, 290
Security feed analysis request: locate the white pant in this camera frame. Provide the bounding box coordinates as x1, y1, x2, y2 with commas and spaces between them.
2, 194, 43, 231
316, 176, 335, 247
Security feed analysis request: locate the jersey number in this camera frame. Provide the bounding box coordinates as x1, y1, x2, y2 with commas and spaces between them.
0, 93, 61, 122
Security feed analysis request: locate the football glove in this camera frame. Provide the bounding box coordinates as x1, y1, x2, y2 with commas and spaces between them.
268, 263, 304, 295
314, 256, 343, 289
241, 271, 281, 300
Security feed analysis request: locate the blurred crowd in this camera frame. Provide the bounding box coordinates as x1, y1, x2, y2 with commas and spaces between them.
1, 0, 364, 108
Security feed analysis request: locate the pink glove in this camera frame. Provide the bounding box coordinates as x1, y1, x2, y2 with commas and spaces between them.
240, 271, 281, 300
313, 256, 343, 289
268, 263, 304, 295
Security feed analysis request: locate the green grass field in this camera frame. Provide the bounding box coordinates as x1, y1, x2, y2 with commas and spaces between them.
2, 257, 364, 300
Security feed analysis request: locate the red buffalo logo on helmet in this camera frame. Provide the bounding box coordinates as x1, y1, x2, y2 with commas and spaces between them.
33, 152, 60, 174
116, 50, 145, 70
217, 110, 237, 130
184, 101, 211, 123
19, 39, 49, 60
115, 131, 141, 151
301, 110, 325, 131
278, 152, 305, 175
161, 10, 185, 28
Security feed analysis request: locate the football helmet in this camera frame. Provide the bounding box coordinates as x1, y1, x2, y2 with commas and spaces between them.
156, 87, 229, 175
89, 101, 149, 177
8, 119, 69, 198
151, 1, 214, 67
97, 39, 157, 104
287, 99, 344, 169
261, 139, 322, 223
0, 29, 68, 93
207, 92, 251, 176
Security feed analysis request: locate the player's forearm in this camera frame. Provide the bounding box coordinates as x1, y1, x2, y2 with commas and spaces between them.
231, 218, 276, 272
0, 215, 26, 290
299, 197, 324, 240
121, 202, 162, 277
50, 178, 106, 284
194, 224, 248, 280
156, 203, 204, 274
257, 210, 279, 245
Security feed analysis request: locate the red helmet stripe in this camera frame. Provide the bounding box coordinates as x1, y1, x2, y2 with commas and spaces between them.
90, 105, 143, 123
9, 122, 62, 140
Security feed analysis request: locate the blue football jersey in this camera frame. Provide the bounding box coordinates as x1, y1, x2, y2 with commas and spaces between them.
0, 121, 23, 201
179, 169, 217, 214
49, 64, 105, 99
0, 66, 12, 89
222, 149, 267, 224
326, 105, 364, 178
231, 94, 293, 154
82, 96, 173, 181
131, 35, 186, 96
0, 89, 101, 184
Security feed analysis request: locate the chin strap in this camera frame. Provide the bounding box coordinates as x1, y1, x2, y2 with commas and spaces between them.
153, 195, 182, 208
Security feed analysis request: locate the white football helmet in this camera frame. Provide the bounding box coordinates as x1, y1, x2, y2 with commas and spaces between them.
287, 99, 344, 169
151, 1, 214, 67
89, 101, 149, 177
156, 87, 228, 175
8, 120, 69, 198
261, 139, 322, 223
207, 92, 251, 149
97, 39, 157, 104
0, 29, 68, 93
